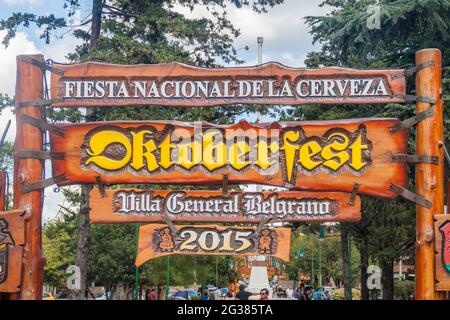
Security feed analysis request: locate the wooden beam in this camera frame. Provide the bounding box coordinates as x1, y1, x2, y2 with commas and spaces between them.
415, 49, 446, 300
12, 55, 45, 300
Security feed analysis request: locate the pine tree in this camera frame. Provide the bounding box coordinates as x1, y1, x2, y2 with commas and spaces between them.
1, 0, 285, 300
296, 0, 450, 299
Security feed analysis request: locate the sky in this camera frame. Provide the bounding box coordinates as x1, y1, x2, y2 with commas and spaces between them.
0, 0, 331, 222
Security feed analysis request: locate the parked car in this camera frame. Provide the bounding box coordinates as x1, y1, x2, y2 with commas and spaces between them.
95, 292, 112, 300
206, 284, 217, 291
319, 286, 337, 293
42, 292, 55, 300
172, 291, 190, 300
185, 290, 198, 299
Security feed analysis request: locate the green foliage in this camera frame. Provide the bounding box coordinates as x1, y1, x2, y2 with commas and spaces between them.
0, 93, 14, 112
87, 224, 137, 288
42, 199, 78, 288
293, 1, 450, 285
329, 288, 361, 300
286, 227, 360, 287
0, 0, 283, 67
394, 279, 415, 299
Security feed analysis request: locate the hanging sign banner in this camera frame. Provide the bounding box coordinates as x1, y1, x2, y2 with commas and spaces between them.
90, 189, 361, 224
50, 62, 406, 107
50, 119, 407, 198
0, 210, 25, 293
135, 224, 291, 266
434, 215, 450, 291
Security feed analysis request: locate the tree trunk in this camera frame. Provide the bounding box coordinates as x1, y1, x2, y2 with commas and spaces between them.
69, 185, 92, 300
90, 0, 103, 47
69, 0, 104, 299
341, 223, 351, 300
360, 236, 370, 300
381, 257, 394, 300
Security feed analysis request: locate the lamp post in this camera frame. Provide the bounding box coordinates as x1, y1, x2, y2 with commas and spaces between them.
166, 256, 170, 300
319, 227, 324, 287
216, 256, 219, 289
256, 36, 264, 193
134, 223, 139, 300
348, 236, 353, 300
311, 250, 314, 287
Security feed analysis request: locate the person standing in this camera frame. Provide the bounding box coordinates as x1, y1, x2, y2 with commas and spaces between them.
214, 288, 222, 300
259, 289, 270, 300
200, 289, 209, 300
304, 286, 313, 300
235, 284, 254, 300
293, 287, 301, 300
286, 286, 294, 299
224, 291, 234, 300
148, 288, 157, 300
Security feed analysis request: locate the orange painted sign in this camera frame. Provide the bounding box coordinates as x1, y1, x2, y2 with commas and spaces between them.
90, 189, 361, 223
0, 210, 25, 293
50, 119, 407, 198
50, 62, 406, 107
135, 224, 291, 266
434, 215, 450, 291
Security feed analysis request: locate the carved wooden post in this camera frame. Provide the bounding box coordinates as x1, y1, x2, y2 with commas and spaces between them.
13, 55, 45, 300
415, 49, 445, 300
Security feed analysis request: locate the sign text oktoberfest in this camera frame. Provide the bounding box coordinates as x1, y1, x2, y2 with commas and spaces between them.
51, 119, 407, 197
90, 189, 361, 224
51, 62, 406, 107
50, 119, 407, 198
135, 224, 291, 266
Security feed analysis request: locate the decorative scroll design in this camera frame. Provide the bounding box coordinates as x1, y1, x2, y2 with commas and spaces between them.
135, 224, 291, 266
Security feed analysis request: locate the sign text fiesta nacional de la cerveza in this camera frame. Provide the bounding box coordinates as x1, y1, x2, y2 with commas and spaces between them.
50, 62, 406, 107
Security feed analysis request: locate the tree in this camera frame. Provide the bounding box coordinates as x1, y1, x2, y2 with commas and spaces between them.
286, 226, 360, 289
300, 0, 450, 299
1, 0, 285, 300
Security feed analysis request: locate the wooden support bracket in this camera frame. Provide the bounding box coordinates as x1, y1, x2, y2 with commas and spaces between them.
389, 183, 432, 209
21, 174, 66, 194
95, 176, 106, 198
349, 183, 360, 207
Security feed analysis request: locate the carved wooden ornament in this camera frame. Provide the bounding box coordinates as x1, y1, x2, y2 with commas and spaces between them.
135, 224, 291, 266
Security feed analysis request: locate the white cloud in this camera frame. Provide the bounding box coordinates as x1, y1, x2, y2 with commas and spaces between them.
1, 0, 42, 5
0, 31, 41, 145
0, 30, 79, 222
173, 0, 331, 67
0, 30, 41, 96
